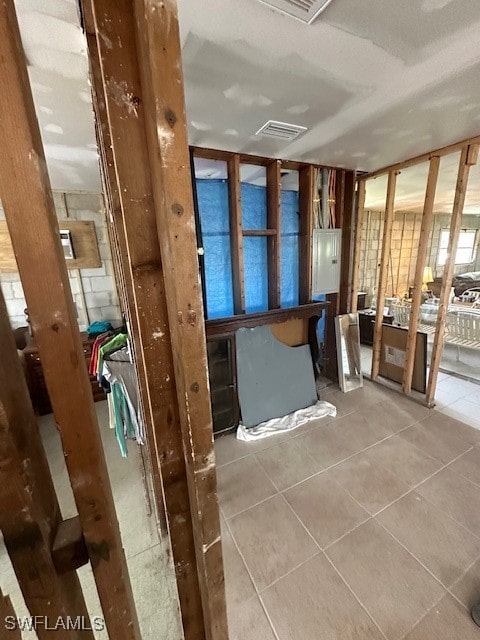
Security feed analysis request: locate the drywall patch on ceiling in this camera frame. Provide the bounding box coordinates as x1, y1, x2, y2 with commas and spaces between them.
191, 121, 213, 131
44, 123, 64, 134
287, 104, 310, 115
223, 83, 273, 107
422, 0, 455, 12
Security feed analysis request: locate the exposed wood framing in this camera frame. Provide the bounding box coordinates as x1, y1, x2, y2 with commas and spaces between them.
339, 170, 356, 314
83, 0, 209, 637
402, 156, 440, 394
243, 229, 277, 236
299, 165, 315, 304
362, 134, 480, 180
426, 145, 478, 405
227, 154, 246, 314
0, 288, 93, 640
371, 170, 398, 379
351, 179, 366, 313
0, 3, 140, 637
132, 1, 228, 636
267, 160, 282, 309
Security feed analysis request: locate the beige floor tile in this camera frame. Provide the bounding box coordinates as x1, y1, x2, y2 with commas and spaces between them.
261, 553, 384, 640
377, 492, 480, 587
399, 415, 474, 464
214, 431, 290, 468
357, 397, 427, 432
294, 423, 356, 469
330, 452, 410, 515
366, 435, 442, 487
449, 447, 480, 486
403, 594, 479, 640
221, 520, 255, 607
334, 411, 392, 451
451, 557, 480, 610
228, 494, 318, 591
326, 520, 445, 640
227, 595, 276, 640
284, 472, 369, 548
417, 468, 480, 536
217, 456, 277, 518
255, 439, 321, 490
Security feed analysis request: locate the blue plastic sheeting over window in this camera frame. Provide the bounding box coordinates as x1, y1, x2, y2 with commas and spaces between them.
244, 236, 269, 313
196, 179, 234, 319
196, 179, 301, 319
241, 183, 267, 230
280, 190, 300, 308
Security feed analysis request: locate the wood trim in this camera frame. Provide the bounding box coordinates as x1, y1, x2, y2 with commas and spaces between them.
0, 287, 93, 640
371, 170, 397, 379
351, 179, 366, 313
402, 156, 440, 394
0, 3, 140, 637
227, 154, 246, 314
361, 134, 480, 180
132, 1, 228, 638
205, 302, 329, 336
426, 145, 478, 405
83, 0, 207, 637
267, 160, 282, 309
298, 165, 315, 304
243, 228, 277, 236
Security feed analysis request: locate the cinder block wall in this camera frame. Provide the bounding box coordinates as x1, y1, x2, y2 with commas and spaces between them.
0, 191, 121, 330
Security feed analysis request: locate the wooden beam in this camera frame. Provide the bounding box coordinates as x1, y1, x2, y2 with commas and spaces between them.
243, 229, 277, 236
402, 156, 440, 394
371, 170, 397, 379
83, 1, 207, 637
227, 155, 246, 314
361, 134, 480, 181
299, 165, 315, 304
339, 170, 356, 314
0, 288, 93, 640
426, 145, 478, 405
132, 2, 228, 638
267, 160, 282, 309
52, 516, 89, 575
0, 3, 140, 637
351, 179, 366, 313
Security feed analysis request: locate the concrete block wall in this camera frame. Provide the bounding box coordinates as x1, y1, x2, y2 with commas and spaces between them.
0, 191, 121, 330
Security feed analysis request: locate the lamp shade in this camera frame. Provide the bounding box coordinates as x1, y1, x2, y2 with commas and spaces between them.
422, 266, 434, 285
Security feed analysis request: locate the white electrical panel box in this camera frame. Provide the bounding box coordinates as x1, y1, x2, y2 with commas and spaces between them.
311, 228, 342, 295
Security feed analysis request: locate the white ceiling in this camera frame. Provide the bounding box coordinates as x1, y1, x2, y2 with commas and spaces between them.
12, 0, 480, 200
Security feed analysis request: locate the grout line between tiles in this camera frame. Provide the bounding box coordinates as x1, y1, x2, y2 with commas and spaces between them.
445, 548, 480, 612
397, 591, 446, 640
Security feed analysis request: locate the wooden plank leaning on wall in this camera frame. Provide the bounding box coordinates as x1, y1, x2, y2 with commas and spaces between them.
350, 179, 366, 314
0, 289, 93, 640
426, 144, 479, 406
371, 170, 398, 380
131, 0, 228, 636
0, 2, 141, 637
402, 156, 440, 394
227, 154, 246, 314
267, 160, 282, 309
82, 0, 219, 638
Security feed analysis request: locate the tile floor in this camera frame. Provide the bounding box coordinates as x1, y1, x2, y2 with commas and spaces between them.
217, 380, 480, 640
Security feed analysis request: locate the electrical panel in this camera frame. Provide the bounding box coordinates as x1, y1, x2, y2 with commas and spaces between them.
311, 228, 342, 295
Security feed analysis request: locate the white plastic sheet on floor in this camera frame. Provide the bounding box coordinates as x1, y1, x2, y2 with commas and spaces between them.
236, 400, 337, 441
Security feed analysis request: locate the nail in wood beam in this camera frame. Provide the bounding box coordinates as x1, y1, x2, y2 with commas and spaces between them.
426, 145, 478, 405
267, 160, 282, 309
299, 165, 315, 305
83, 0, 206, 636
132, 1, 228, 637
0, 3, 140, 637
402, 156, 440, 394
371, 170, 397, 379
228, 154, 246, 314
351, 179, 366, 313
0, 289, 93, 640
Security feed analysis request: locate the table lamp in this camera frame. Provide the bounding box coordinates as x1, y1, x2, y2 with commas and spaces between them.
422, 266, 433, 292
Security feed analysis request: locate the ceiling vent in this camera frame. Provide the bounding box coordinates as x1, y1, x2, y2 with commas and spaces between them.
255, 120, 307, 141
256, 0, 335, 24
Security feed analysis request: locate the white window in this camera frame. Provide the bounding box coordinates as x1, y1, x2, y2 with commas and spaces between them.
437, 229, 477, 266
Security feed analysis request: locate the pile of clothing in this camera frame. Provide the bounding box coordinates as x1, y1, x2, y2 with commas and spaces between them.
89, 328, 144, 457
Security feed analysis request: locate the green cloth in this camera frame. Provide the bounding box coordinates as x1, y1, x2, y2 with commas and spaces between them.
111, 382, 136, 457
97, 333, 128, 378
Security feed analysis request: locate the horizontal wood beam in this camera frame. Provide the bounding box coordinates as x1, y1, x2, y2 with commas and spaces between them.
243, 228, 277, 236
361, 133, 480, 181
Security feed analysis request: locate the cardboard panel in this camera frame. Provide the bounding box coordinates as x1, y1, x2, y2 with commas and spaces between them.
0, 220, 101, 271
379, 324, 427, 393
